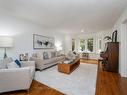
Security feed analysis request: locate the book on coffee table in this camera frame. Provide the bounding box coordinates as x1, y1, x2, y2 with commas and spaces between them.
63, 60, 73, 64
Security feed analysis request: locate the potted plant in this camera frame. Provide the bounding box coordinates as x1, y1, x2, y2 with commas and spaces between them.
104, 36, 112, 41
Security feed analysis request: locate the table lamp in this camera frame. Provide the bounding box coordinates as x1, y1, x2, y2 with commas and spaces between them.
0, 36, 13, 59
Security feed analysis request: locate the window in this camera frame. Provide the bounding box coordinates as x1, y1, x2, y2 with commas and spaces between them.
72, 39, 75, 51
98, 38, 102, 53
80, 39, 85, 51
87, 38, 93, 52
79, 38, 94, 52
99, 39, 102, 50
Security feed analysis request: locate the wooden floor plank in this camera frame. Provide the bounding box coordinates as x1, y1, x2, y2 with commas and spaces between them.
1, 80, 65, 95
95, 61, 127, 95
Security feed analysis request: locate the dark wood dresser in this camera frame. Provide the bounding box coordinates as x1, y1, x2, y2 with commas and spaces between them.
100, 42, 119, 72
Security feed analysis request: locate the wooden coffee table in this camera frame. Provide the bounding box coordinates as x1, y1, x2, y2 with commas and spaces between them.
58, 58, 80, 74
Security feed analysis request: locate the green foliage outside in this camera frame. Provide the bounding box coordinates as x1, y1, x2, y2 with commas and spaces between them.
80, 39, 85, 51
87, 38, 93, 52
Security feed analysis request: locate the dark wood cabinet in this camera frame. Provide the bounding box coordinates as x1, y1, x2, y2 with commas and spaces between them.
100, 42, 119, 72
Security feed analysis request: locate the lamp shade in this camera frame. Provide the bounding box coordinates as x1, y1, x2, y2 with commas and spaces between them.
0, 36, 13, 48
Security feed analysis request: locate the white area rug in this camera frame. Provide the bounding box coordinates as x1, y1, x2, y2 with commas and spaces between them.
34, 63, 97, 95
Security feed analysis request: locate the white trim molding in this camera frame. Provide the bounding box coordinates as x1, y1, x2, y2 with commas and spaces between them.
120, 22, 127, 77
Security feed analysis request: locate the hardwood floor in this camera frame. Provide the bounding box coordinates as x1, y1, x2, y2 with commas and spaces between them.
83, 59, 127, 95
1, 80, 64, 95
1, 59, 127, 95
96, 65, 127, 95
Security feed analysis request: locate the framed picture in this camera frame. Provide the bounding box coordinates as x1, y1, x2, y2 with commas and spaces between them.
33, 34, 55, 49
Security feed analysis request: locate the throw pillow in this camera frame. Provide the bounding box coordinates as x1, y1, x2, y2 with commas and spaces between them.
7, 61, 20, 69
0, 60, 6, 69
15, 59, 21, 67
36, 52, 43, 58
43, 52, 49, 59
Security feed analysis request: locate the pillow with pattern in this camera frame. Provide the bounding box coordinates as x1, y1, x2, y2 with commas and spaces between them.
43, 52, 49, 59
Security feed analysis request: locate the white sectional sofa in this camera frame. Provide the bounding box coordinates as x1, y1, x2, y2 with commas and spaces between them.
30, 51, 65, 70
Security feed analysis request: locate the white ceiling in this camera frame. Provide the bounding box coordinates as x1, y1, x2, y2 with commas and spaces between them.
0, 0, 127, 34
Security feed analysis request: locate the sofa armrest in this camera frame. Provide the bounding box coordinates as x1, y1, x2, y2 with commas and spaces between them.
21, 61, 35, 79
0, 67, 32, 93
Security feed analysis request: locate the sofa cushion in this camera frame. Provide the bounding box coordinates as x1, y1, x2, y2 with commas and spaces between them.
57, 56, 65, 61
7, 61, 20, 69
43, 58, 57, 65
53, 57, 59, 62
32, 53, 37, 58
36, 53, 43, 59
55, 51, 62, 57
51, 51, 55, 58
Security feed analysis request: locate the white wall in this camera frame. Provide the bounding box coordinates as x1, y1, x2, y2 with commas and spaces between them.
113, 7, 127, 77
64, 34, 72, 54
0, 11, 65, 60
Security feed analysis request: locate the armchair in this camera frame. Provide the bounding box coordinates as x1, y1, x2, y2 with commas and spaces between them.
0, 58, 35, 93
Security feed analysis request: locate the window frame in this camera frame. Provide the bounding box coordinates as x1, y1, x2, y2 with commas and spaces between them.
79, 38, 94, 53
98, 38, 102, 53
72, 39, 75, 51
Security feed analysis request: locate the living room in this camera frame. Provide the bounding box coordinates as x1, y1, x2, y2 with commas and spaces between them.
0, 0, 127, 95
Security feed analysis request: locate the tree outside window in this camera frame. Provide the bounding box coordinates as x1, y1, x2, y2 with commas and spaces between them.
80, 39, 85, 51
87, 38, 93, 52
